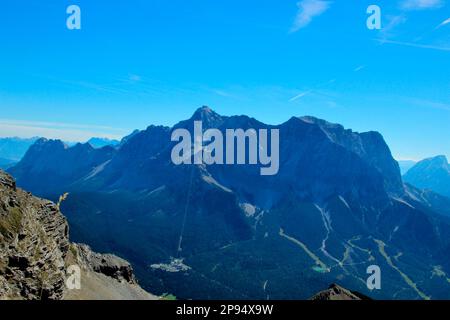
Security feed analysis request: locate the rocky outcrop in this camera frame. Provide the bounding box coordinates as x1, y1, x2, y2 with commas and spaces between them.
0, 170, 155, 300
0, 170, 69, 299
63, 243, 157, 300
74, 244, 135, 284
310, 284, 370, 300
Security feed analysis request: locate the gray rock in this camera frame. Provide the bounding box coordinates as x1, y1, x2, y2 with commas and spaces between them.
75, 244, 136, 284
0, 170, 153, 300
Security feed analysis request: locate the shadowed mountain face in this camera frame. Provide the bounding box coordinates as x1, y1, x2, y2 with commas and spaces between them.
7, 107, 450, 300
9, 139, 116, 195
403, 156, 450, 198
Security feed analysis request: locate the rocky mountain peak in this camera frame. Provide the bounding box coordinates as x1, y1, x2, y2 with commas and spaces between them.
426, 155, 449, 169
403, 155, 450, 198
310, 283, 369, 300
405, 155, 450, 176
188, 106, 225, 128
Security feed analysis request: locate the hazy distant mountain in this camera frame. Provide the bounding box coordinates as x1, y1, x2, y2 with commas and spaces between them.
9, 138, 116, 194
8, 107, 450, 300
398, 160, 417, 175
87, 137, 120, 149
0, 137, 39, 163
403, 156, 450, 198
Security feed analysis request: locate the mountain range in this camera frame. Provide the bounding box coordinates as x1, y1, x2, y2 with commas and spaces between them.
7, 107, 450, 300
86, 137, 120, 149
0, 137, 120, 170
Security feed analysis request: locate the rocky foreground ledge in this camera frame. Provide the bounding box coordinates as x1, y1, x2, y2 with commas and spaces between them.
0, 170, 157, 300
309, 284, 371, 300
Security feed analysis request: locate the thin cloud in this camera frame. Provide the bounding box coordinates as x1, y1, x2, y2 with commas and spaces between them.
404, 97, 450, 111
400, 0, 444, 10
375, 38, 450, 51
380, 15, 407, 39
0, 119, 128, 132
290, 0, 331, 32
128, 74, 142, 82
0, 119, 128, 142
289, 78, 338, 102
437, 17, 450, 28
211, 89, 232, 97
289, 90, 312, 102
354, 65, 365, 72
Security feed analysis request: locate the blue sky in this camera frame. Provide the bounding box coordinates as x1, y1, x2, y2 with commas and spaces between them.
0, 0, 449, 160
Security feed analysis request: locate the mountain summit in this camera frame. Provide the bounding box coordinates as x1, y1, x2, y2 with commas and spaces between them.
403, 155, 450, 198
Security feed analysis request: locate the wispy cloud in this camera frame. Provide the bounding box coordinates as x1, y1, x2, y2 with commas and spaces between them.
289, 90, 313, 102
403, 97, 450, 111
437, 17, 450, 28
375, 38, 450, 51
353, 65, 365, 72
290, 0, 331, 32
128, 74, 142, 82
288, 79, 337, 103
380, 15, 408, 39
211, 89, 232, 98
400, 0, 444, 10
0, 119, 128, 142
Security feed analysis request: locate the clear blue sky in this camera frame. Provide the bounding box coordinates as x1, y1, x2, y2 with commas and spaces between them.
0, 0, 449, 160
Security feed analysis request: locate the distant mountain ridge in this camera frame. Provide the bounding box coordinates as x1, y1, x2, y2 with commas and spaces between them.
403, 155, 450, 198
9, 138, 116, 195
0, 136, 119, 170
87, 137, 120, 149
7, 107, 450, 300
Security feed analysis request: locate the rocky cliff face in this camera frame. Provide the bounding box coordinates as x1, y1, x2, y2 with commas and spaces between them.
0, 170, 69, 299
0, 170, 155, 300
